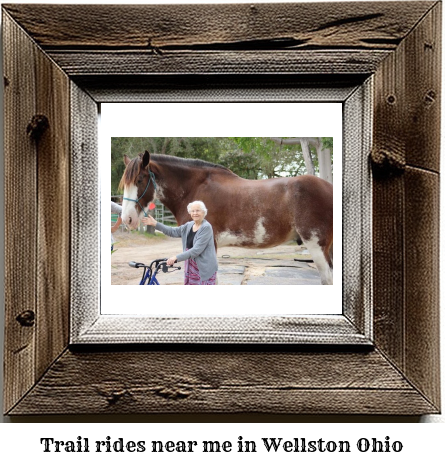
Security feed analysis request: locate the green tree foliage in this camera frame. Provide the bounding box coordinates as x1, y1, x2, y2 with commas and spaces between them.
321, 137, 333, 151
111, 137, 333, 193
229, 137, 315, 178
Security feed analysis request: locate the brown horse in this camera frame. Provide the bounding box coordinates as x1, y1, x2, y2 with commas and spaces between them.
119, 150, 333, 284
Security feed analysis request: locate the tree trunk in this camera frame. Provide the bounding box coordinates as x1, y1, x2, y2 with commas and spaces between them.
270, 137, 333, 179
317, 146, 333, 184
299, 138, 315, 176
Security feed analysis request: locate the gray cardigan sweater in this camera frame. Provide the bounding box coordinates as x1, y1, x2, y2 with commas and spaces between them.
111, 201, 122, 245
155, 219, 218, 281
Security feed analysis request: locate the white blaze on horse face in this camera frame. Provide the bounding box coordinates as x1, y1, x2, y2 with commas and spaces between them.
121, 184, 140, 230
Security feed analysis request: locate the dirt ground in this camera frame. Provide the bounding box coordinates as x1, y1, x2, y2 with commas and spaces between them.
111, 228, 321, 285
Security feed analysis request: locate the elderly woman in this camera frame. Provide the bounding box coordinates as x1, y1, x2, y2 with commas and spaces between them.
141, 200, 218, 285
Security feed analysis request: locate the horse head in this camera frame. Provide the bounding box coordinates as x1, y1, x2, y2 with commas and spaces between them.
119, 150, 156, 230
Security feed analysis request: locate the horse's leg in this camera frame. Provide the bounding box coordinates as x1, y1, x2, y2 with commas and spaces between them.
300, 234, 333, 285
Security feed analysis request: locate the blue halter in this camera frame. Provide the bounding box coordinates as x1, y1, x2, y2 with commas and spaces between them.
123, 170, 157, 217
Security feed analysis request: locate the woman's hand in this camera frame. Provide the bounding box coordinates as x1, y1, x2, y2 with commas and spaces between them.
167, 256, 177, 266
141, 215, 157, 227
111, 216, 122, 233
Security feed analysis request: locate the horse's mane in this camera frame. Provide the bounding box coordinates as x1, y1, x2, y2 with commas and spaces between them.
151, 154, 235, 174
119, 153, 236, 189
119, 156, 143, 190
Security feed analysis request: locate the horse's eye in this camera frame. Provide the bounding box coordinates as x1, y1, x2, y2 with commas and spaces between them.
137, 177, 143, 184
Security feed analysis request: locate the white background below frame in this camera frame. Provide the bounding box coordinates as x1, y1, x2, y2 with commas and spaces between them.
100, 102, 343, 316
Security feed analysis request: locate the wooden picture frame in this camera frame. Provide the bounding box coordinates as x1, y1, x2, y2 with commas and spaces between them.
2, 2, 440, 415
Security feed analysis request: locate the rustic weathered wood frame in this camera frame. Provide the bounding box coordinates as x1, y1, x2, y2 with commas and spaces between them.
3, 2, 441, 415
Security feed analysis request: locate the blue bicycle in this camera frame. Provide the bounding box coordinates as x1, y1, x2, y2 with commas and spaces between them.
129, 258, 181, 285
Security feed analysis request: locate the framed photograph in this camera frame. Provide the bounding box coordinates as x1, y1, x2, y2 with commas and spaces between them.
102, 105, 344, 317
3, 2, 440, 415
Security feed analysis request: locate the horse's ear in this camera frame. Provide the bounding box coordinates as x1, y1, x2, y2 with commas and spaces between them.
142, 150, 151, 169
124, 154, 131, 166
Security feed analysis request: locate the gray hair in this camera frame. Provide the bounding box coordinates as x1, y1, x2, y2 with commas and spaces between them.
187, 200, 207, 217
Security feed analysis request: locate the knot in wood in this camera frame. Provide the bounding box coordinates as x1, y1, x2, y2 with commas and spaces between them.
424, 90, 436, 105
105, 390, 128, 405
96, 386, 130, 405
27, 114, 49, 140
154, 386, 191, 400
370, 147, 405, 178
16, 310, 35, 327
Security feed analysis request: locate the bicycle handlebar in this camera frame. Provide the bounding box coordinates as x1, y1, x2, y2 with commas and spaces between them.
129, 259, 181, 272
129, 261, 144, 268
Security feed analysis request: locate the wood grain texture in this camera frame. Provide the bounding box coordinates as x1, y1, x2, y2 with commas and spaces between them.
34, 38, 71, 382
404, 167, 440, 407
371, 1, 441, 174
3, 10, 71, 413
8, 349, 437, 415
372, 176, 405, 368
371, 3, 441, 411
404, 2, 441, 172
3, 12, 38, 414
2, 2, 441, 416
46, 50, 391, 76
372, 18, 410, 368
372, 48, 406, 368
2, 2, 435, 49
3, 1, 433, 79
